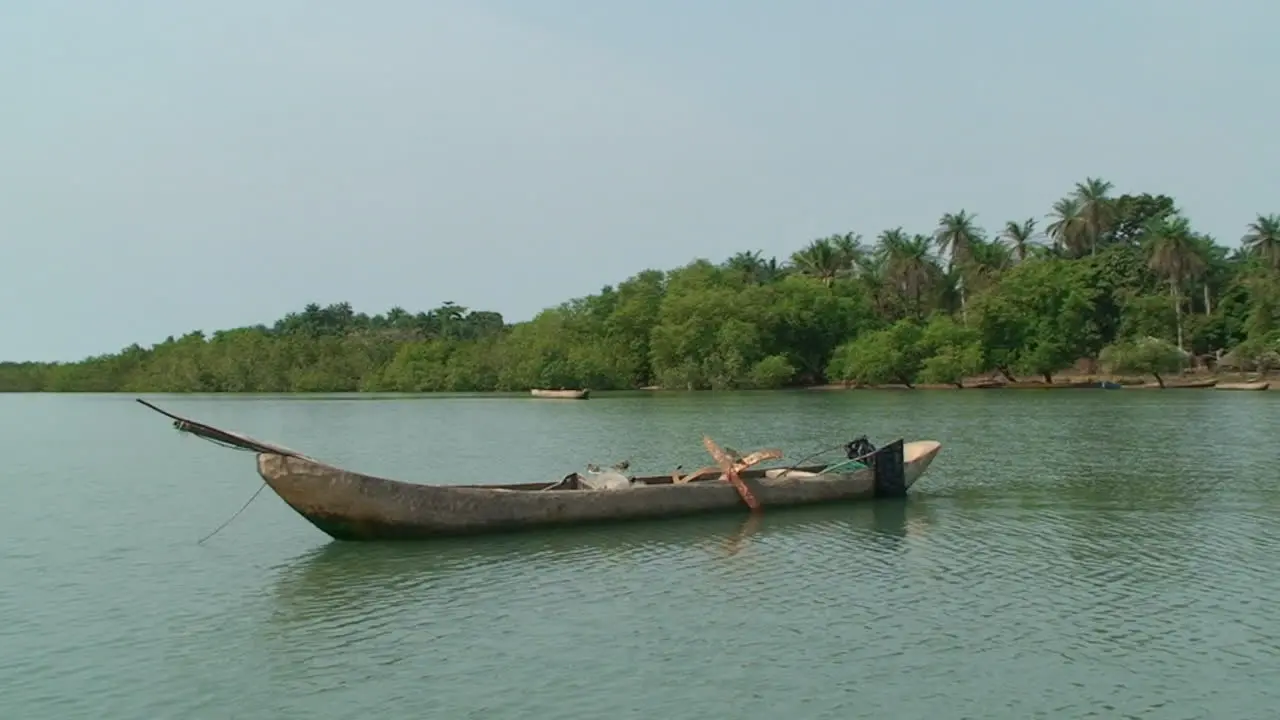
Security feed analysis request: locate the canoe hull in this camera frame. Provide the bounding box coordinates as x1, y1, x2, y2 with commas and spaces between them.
530, 389, 590, 399
1216, 381, 1270, 391
971, 380, 1101, 389
1140, 380, 1219, 389
257, 440, 943, 541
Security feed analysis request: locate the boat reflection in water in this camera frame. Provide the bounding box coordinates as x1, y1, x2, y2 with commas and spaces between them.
266, 497, 938, 626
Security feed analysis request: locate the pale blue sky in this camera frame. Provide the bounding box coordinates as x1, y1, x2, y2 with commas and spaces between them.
2, 1, 1276, 362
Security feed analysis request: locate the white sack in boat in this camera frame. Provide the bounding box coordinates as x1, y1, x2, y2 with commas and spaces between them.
577, 470, 635, 490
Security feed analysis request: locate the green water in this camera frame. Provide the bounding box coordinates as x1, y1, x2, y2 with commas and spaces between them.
3, 390, 1279, 718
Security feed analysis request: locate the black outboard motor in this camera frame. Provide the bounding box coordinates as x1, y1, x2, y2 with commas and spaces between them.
843, 435, 877, 460
843, 435, 907, 498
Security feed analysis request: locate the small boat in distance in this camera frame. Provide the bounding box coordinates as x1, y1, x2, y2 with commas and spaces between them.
530, 388, 590, 400
1215, 381, 1270, 391
971, 380, 1102, 390
135, 399, 942, 542
1140, 379, 1219, 389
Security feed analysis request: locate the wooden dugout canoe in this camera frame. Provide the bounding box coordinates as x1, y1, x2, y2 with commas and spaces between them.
1139, 379, 1219, 389
972, 380, 1101, 390
1215, 381, 1270, 391
530, 388, 590, 399
136, 399, 942, 542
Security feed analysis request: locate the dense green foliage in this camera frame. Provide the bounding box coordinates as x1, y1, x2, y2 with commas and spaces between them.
4, 179, 1279, 393
1099, 337, 1188, 387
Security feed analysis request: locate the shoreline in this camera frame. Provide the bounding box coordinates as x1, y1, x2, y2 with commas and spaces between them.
5, 373, 1275, 395
802, 372, 1277, 391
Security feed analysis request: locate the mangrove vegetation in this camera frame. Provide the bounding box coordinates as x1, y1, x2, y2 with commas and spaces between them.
4, 179, 1279, 393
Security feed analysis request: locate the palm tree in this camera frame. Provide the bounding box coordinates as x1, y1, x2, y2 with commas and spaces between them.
934, 211, 984, 322
1188, 234, 1225, 316
1144, 215, 1206, 351
1242, 214, 1280, 271
1072, 177, 1114, 255
1045, 197, 1087, 257
967, 237, 1014, 295
855, 252, 893, 318
758, 256, 787, 283
1000, 218, 1039, 262
790, 239, 841, 285
877, 228, 938, 318
790, 235, 859, 286
724, 250, 768, 284
829, 232, 865, 269
934, 267, 963, 317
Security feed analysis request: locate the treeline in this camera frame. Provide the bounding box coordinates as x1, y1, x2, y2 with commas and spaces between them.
4, 178, 1279, 393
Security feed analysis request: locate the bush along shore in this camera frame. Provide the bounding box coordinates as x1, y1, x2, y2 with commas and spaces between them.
4, 179, 1279, 394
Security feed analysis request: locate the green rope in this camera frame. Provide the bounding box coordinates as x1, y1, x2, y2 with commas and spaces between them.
817, 458, 868, 475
